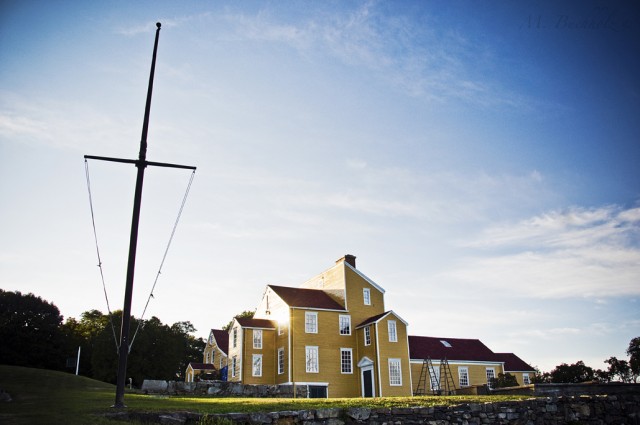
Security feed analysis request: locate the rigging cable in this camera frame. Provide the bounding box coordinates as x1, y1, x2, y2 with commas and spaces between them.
128, 169, 196, 353
84, 159, 120, 352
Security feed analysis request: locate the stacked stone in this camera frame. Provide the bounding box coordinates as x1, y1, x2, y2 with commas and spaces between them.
104, 394, 640, 424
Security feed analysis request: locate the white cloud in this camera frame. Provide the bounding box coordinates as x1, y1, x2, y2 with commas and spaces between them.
445, 204, 640, 298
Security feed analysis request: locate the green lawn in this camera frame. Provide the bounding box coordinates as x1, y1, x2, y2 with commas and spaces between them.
0, 365, 528, 424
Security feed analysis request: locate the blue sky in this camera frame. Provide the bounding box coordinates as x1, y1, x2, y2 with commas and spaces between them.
1, 0, 639, 373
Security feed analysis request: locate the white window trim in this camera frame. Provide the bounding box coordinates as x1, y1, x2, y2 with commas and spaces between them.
231, 356, 237, 378
388, 358, 402, 386
388, 320, 397, 342
305, 312, 318, 334
364, 326, 371, 346
340, 348, 353, 374
278, 347, 285, 375
486, 367, 495, 388
523, 373, 530, 385
339, 314, 351, 335
363, 288, 371, 305
459, 366, 469, 387
252, 354, 263, 377
306, 346, 319, 373
232, 328, 238, 348
253, 329, 262, 349
278, 324, 284, 335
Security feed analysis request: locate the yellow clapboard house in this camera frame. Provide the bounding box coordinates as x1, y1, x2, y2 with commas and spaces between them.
209, 255, 535, 398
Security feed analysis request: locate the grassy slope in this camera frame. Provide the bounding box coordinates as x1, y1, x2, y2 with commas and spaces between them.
0, 365, 528, 424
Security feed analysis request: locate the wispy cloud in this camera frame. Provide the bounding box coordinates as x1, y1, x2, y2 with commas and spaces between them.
445, 204, 640, 298
114, 14, 210, 37
0, 93, 140, 153
219, 3, 531, 109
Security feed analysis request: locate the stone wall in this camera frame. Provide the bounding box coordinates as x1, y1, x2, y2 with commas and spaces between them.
534, 382, 640, 397
141, 380, 308, 398
106, 394, 640, 424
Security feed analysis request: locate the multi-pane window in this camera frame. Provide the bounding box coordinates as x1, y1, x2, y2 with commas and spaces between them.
205, 352, 210, 363
363, 288, 371, 305
306, 346, 319, 373
430, 366, 441, 390
459, 367, 469, 387
340, 348, 353, 374
389, 358, 402, 386
339, 315, 351, 335
388, 320, 397, 342
364, 326, 371, 346
278, 347, 285, 375
232, 328, 238, 348
486, 368, 495, 388
253, 329, 262, 349
523, 373, 530, 385
231, 356, 237, 378
211, 351, 215, 364
278, 323, 284, 335
305, 312, 318, 333
252, 354, 262, 377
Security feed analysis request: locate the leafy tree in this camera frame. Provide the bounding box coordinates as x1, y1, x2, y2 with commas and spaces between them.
594, 368, 612, 383
604, 356, 632, 383
627, 337, 640, 383
489, 372, 519, 388
61, 309, 115, 377
88, 311, 204, 386
0, 290, 67, 370
172, 321, 206, 380
222, 309, 255, 331
549, 361, 595, 383
531, 367, 551, 384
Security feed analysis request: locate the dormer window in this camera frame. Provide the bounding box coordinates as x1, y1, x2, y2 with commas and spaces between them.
440, 340, 452, 348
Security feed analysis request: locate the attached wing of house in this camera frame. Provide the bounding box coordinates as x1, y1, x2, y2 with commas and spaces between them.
186, 328, 231, 382
409, 336, 532, 394
493, 352, 537, 385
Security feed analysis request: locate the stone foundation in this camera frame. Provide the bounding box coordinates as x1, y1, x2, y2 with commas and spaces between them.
141, 380, 308, 398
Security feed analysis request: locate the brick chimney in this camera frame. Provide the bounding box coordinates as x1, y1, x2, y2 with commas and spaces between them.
337, 254, 356, 268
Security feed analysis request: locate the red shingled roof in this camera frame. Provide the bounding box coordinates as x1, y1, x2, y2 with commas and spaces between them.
493, 353, 536, 372
356, 311, 392, 328
408, 335, 497, 362
268, 285, 345, 310
211, 329, 229, 354
236, 317, 277, 329
188, 363, 216, 370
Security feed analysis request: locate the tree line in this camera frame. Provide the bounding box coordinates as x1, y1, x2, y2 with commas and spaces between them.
0, 289, 204, 387
533, 341, 640, 384
488, 338, 639, 388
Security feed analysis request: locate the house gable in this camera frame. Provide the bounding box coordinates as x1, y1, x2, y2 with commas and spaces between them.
209, 329, 229, 355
